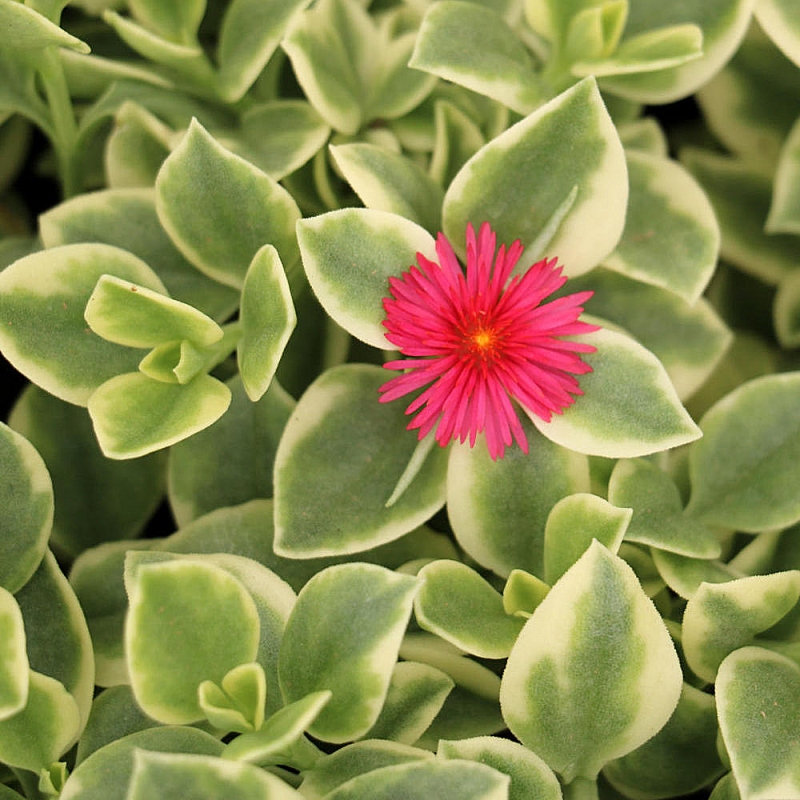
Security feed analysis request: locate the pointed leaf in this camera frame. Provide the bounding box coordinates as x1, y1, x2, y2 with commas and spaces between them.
531, 326, 701, 457
686, 373, 800, 531
447, 419, 590, 579
297, 208, 436, 350
88, 372, 231, 459
414, 560, 525, 659
273, 365, 448, 558
717, 647, 800, 800
443, 77, 627, 277
278, 563, 419, 743
410, 1, 543, 115
156, 119, 300, 289
0, 422, 52, 593
500, 541, 682, 782
0, 0, 89, 55
238, 245, 296, 402
0, 243, 166, 406
124, 557, 261, 724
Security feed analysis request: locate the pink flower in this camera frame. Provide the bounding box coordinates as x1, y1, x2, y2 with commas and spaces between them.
378, 222, 599, 460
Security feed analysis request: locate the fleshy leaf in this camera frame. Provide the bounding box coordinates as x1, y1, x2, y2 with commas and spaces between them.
323, 760, 509, 800
414, 560, 525, 659
215, 0, 314, 103
127, 0, 205, 44
297, 208, 436, 350
500, 541, 682, 782
443, 76, 628, 277
438, 736, 562, 800
603, 150, 719, 302
608, 458, 722, 559
543, 493, 631, 585
652, 549, 740, 601
278, 563, 418, 743
775, 272, 800, 348
0, 422, 52, 593
0, 671, 80, 773
767, 116, 800, 235
9, 385, 166, 557
446, 417, 590, 580
603, 683, 725, 799
682, 571, 800, 683
0, 244, 165, 406
237, 245, 296, 402
681, 148, 800, 284
0, 588, 28, 721
755, 0, 800, 68
530, 326, 701, 458
198, 662, 267, 733
330, 143, 444, 234
124, 557, 261, 724
85, 274, 223, 349
168, 377, 293, 526
686, 373, 800, 532
0, 0, 89, 56
88, 372, 231, 459
503, 570, 551, 619
273, 365, 448, 558
155, 119, 300, 289
717, 647, 800, 800
410, 1, 544, 115
128, 750, 302, 800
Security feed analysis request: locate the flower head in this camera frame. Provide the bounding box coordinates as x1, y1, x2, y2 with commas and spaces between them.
378, 222, 599, 460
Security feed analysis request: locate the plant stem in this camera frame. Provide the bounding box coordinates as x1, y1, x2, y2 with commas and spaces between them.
562, 776, 599, 800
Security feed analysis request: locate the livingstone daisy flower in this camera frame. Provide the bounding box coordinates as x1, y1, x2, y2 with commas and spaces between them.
378, 222, 599, 460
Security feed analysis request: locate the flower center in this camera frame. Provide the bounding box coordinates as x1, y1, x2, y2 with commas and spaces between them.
464, 321, 502, 362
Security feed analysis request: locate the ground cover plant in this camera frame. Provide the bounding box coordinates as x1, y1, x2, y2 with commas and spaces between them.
1, 0, 800, 798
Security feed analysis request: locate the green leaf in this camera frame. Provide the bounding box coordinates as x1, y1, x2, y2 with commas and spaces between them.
755, 0, 800, 69
775, 271, 800, 348
410, 1, 543, 115
438, 736, 562, 800
503, 570, 550, 619
0, 670, 80, 772
651, 549, 740, 601
442, 77, 627, 277
297, 208, 436, 350
124, 557, 261, 724
500, 541, 682, 782
0, 0, 89, 55
0, 588, 27, 721
0, 423, 52, 594
686, 373, 800, 531
330, 143, 444, 233
221, 690, 330, 766
273, 364, 448, 558
563, 2, 628, 65
88, 372, 232, 459
617, 117, 669, 157
603, 683, 725, 799
127, 750, 302, 799
608, 458, 722, 559
603, 150, 719, 302
9, 385, 166, 557
15, 550, 95, 730
85, 274, 223, 349
567, 268, 732, 402
681, 148, 800, 285
324, 759, 509, 799
543, 493, 631, 585
278, 563, 418, 743
429, 98, 486, 188
299, 740, 433, 798
216, 0, 313, 102
363, 661, 454, 745
238, 245, 296, 402
61, 726, 224, 800
0, 244, 165, 406
39, 188, 238, 322
128, 0, 206, 44
239, 100, 330, 181
717, 647, 800, 800
199, 662, 267, 733
155, 119, 300, 289
414, 561, 525, 659
531, 326, 701, 458
682, 571, 800, 683
168, 376, 293, 526
599, 0, 754, 103
447, 419, 590, 579
768, 117, 800, 235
